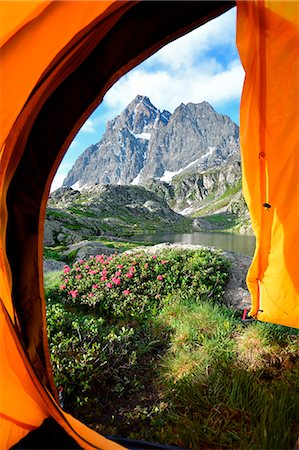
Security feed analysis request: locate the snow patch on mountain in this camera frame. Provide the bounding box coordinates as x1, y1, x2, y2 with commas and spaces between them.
160, 169, 184, 183
201, 146, 216, 160
160, 158, 201, 183
131, 150, 148, 185
130, 131, 151, 140
71, 181, 83, 191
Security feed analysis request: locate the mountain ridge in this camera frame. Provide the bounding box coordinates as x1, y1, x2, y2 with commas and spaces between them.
63, 96, 240, 189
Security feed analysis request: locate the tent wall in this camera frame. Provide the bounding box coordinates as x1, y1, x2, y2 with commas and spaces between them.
236, 0, 299, 328
1, 0, 298, 447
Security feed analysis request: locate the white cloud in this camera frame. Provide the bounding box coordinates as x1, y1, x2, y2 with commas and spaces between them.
80, 118, 96, 133
67, 139, 79, 150
104, 60, 244, 115
103, 8, 243, 118
50, 161, 74, 192
61, 7, 242, 172
50, 172, 66, 192
147, 8, 236, 71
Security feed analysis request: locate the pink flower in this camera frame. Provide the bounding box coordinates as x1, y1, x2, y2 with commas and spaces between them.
64, 278, 69, 283
152, 255, 157, 259
112, 277, 121, 285
106, 282, 113, 288
63, 267, 70, 274
157, 275, 163, 281
126, 272, 133, 279
101, 276, 107, 282
75, 266, 81, 271
69, 290, 78, 298
144, 263, 148, 268
101, 269, 108, 276
117, 264, 123, 269
88, 270, 97, 275
60, 284, 66, 290
108, 256, 113, 261
123, 289, 131, 295
92, 284, 98, 289
115, 271, 121, 277
161, 260, 167, 265
76, 275, 82, 279
84, 265, 90, 269
78, 259, 84, 264
129, 266, 135, 273
88, 293, 94, 297
89, 255, 94, 259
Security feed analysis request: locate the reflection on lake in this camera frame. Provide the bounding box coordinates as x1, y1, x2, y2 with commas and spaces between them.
132, 232, 256, 257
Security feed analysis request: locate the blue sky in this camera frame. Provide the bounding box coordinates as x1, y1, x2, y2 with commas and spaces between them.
51, 7, 244, 192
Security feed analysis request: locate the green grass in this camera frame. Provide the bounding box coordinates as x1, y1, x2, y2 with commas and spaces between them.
44, 270, 62, 302
68, 207, 99, 218
44, 250, 299, 449
147, 302, 299, 449
199, 213, 239, 230
193, 180, 243, 219
44, 245, 68, 261
95, 237, 152, 252
47, 209, 67, 219
47, 199, 194, 241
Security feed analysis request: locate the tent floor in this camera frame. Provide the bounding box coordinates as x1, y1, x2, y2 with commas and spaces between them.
11, 418, 187, 450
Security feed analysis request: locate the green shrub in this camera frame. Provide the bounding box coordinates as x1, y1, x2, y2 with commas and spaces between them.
58, 249, 229, 322
46, 248, 229, 415
45, 250, 299, 448
44, 271, 63, 303
46, 299, 148, 412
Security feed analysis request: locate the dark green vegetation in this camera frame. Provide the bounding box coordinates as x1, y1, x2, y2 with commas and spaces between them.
45, 248, 299, 449
198, 213, 239, 231
45, 177, 252, 255
44, 238, 151, 265
46, 186, 192, 249
147, 163, 251, 234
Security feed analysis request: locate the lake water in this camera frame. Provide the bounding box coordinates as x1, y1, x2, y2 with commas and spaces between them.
132, 232, 256, 257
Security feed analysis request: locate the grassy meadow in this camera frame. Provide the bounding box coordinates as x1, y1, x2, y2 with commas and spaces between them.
44, 248, 299, 449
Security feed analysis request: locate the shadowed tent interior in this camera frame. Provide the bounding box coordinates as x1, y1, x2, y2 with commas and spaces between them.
0, 1, 298, 448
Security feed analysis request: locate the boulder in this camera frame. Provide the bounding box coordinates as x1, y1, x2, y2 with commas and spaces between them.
43, 259, 65, 273
75, 242, 117, 260
222, 251, 252, 310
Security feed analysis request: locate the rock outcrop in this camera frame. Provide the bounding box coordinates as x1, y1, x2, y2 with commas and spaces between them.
45, 185, 192, 246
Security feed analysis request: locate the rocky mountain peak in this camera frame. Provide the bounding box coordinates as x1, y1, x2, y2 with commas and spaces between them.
106, 95, 170, 136
63, 97, 240, 189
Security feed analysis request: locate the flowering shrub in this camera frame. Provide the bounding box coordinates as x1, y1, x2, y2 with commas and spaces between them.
46, 248, 229, 415
46, 299, 143, 411
59, 249, 230, 321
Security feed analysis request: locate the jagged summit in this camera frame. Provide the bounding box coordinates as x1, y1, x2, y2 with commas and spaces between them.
63, 97, 240, 189
129, 94, 155, 108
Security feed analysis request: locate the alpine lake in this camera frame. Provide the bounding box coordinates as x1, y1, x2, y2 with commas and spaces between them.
131, 231, 256, 257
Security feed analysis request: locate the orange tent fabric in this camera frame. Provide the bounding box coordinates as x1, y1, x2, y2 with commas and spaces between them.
236, 0, 299, 328
0, 0, 298, 447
